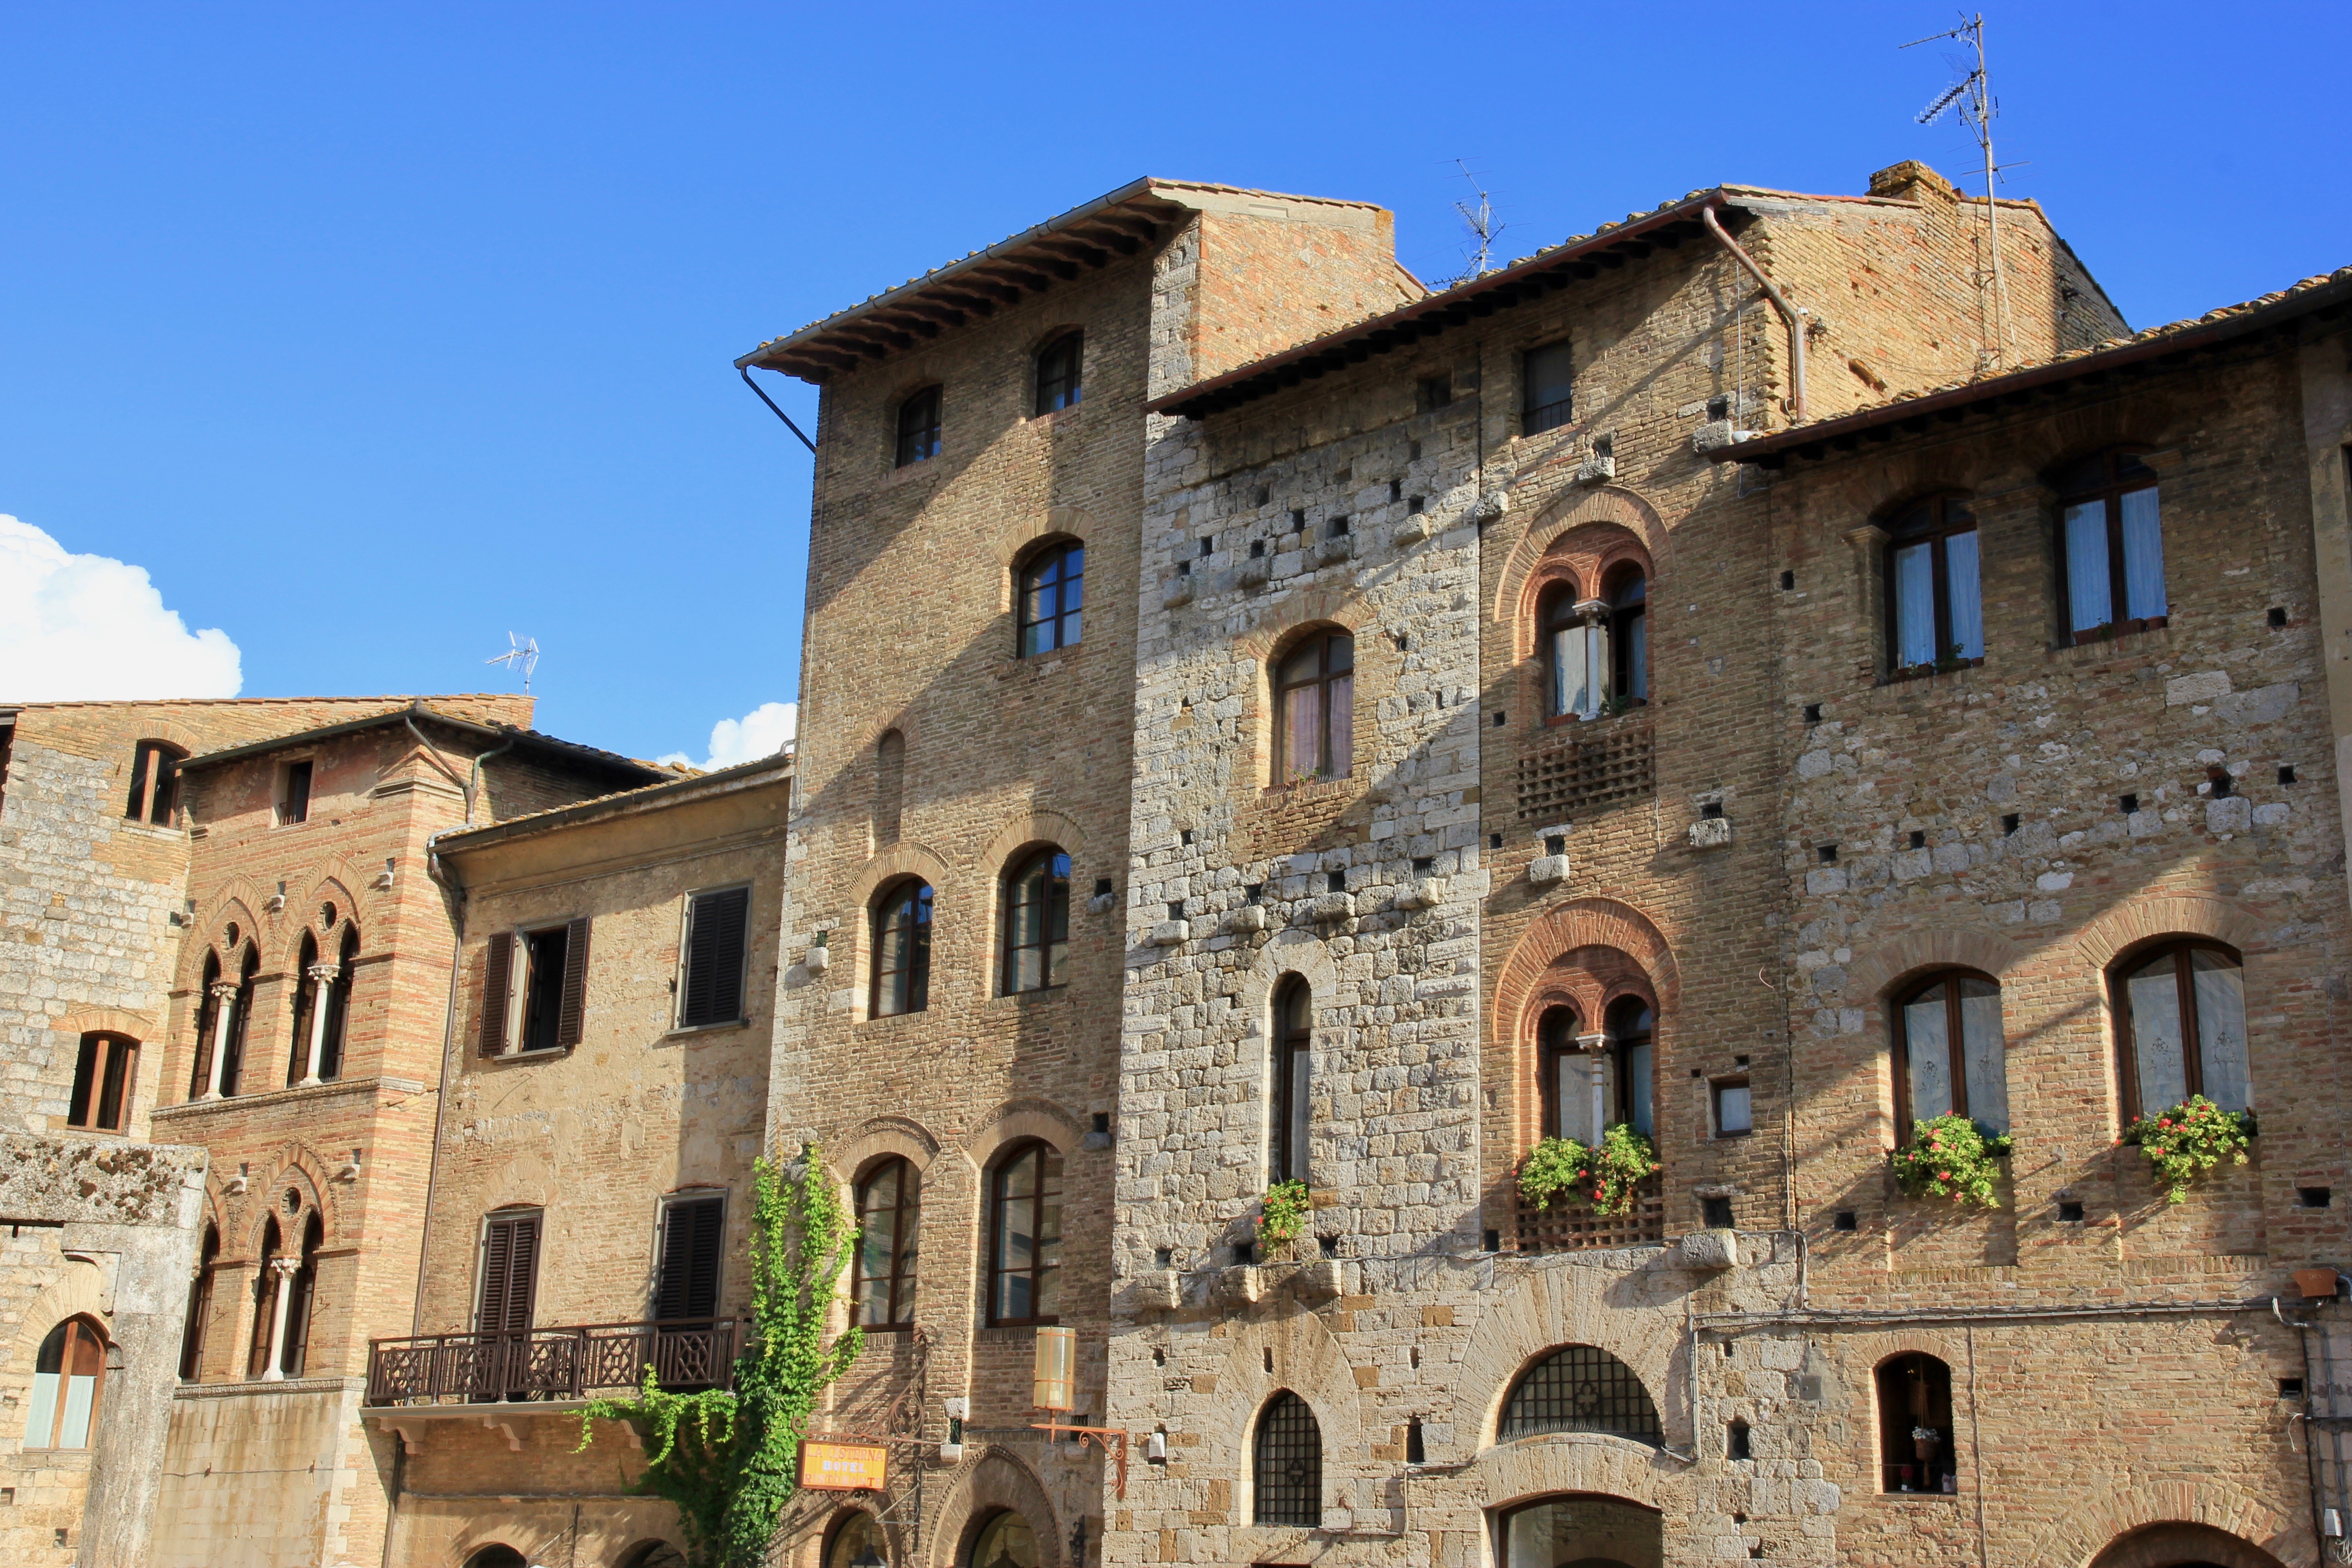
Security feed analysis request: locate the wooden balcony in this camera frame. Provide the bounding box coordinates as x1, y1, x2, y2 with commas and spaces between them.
1510, 1175, 1666, 1255
365, 1319, 739, 1406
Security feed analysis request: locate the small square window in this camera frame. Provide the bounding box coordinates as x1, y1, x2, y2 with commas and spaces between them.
1908, 830, 1926, 849
1714, 1078, 1753, 1137
1328, 517, 1349, 538
1412, 857, 1434, 873
1803, 703, 1821, 724
2002, 813, 2020, 835
1091, 1112, 1110, 1134
1408, 495, 1425, 514
1198, 538, 1213, 558
1779, 570, 1796, 590
1489, 833, 1503, 850
1290, 509, 1306, 532
1707, 395, 1731, 420
1481, 1228, 1500, 1253
1408, 440, 1422, 461
2299, 1186, 2332, 1209
1166, 902, 1184, 921
1093, 877, 1113, 898
1250, 540, 1266, 559
2058, 1200, 2085, 1222
1389, 480, 1402, 502
1544, 835, 1566, 857
1832, 1210, 1858, 1232
1817, 844, 1837, 863
277, 760, 313, 827
2281, 1377, 2306, 1399
1254, 485, 1271, 506
2119, 794, 2139, 814
1233, 1241, 1255, 1265
1726, 1420, 1752, 1461
2280, 765, 2298, 786
1417, 374, 1452, 412
1325, 871, 1345, 893
1702, 1196, 1736, 1230
1703, 802, 1725, 820
1493, 711, 1507, 726
2269, 606, 2289, 627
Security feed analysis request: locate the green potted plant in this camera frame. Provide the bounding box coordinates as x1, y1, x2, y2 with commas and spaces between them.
1519, 1124, 1660, 1217
2121, 1095, 2256, 1204
1258, 1178, 1311, 1252
1890, 1114, 2012, 1208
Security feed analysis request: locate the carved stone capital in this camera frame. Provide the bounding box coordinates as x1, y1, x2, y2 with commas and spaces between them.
268, 1255, 302, 1280
305, 963, 339, 985
209, 981, 240, 1001
1574, 1030, 1610, 1054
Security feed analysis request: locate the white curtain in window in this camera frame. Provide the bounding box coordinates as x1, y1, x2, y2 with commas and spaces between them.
1903, 991, 1955, 1120
2064, 501, 2112, 631
1945, 530, 1984, 659
2127, 962, 2189, 1111
2191, 950, 2249, 1110
2120, 487, 2166, 622
1556, 1052, 1598, 1145
1551, 622, 1606, 720
1283, 1045, 1312, 1181
1621, 1039, 1653, 1137
1958, 982, 2008, 1131
1892, 542, 1938, 666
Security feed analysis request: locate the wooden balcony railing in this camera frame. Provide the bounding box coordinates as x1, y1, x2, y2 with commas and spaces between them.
365, 1318, 740, 1406
1510, 1175, 1666, 1255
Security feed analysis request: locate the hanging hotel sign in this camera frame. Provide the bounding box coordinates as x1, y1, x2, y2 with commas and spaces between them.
799, 1440, 888, 1491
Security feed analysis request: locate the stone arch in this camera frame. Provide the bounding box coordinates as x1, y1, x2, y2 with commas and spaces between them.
2028, 1481, 2303, 1568
925, 1447, 1065, 1568
2073, 894, 2265, 972
1233, 585, 1381, 664
1495, 486, 1668, 639
847, 843, 952, 913
829, 1115, 944, 1184
960, 1098, 1083, 1171
1453, 1258, 1689, 1459
1844, 928, 2030, 1002
1494, 898, 1681, 1042
48, 1006, 160, 1043
1509, 524, 1657, 665
243, 1142, 339, 1255
191, 885, 266, 975
2087, 1521, 2289, 1568
10, 1258, 111, 1375
479, 1152, 557, 1216
1201, 1308, 1362, 1524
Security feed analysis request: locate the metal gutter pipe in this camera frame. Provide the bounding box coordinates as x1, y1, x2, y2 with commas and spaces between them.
1701, 205, 1808, 424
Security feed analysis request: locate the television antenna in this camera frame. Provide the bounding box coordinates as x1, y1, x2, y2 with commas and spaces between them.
1446, 160, 1504, 286
1905, 12, 2015, 369
486, 632, 540, 694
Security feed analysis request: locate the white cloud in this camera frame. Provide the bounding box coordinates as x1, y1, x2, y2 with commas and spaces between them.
657, 700, 797, 772
0, 515, 242, 701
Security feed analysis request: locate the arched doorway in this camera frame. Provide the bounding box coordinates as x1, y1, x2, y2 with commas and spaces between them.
965, 1510, 1039, 1568
462, 1548, 527, 1568
1494, 1495, 1661, 1568
2087, 1521, 2288, 1568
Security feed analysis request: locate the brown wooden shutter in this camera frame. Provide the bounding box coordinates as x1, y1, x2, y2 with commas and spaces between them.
681, 889, 750, 1028
656, 1196, 726, 1320
480, 1211, 540, 1334
556, 917, 590, 1048
478, 933, 511, 1057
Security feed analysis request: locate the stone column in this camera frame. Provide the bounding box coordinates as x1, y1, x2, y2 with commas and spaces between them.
259, 1255, 300, 1381
299, 962, 338, 1085
1576, 1030, 1610, 1142
200, 980, 238, 1100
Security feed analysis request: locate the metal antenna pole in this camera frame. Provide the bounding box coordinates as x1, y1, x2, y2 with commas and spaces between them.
1971, 15, 2014, 365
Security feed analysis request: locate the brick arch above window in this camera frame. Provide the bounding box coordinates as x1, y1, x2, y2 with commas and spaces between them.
932, 1450, 1066, 1568
2026, 1479, 2299, 1568
828, 1115, 945, 1186
959, 1098, 1084, 1171
1516, 526, 1655, 665
2073, 893, 2264, 974
1514, 955, 1659, 1050
238, 1142, 341, 1256
1494, 485, 1666, 644
845, 842, 952, 913
982, 808, 1089, 875
1231, 585, 1380, 664
992, 505, 1096, 576
1842, 928, 2029, 1004
1493, 897, 1680, 1047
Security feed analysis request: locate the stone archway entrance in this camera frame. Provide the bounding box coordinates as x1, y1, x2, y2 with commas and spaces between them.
2087, 1521, 2288, 1568
1494, 1495, 1661, 1568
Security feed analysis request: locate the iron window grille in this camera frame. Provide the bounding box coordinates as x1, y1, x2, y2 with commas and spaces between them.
1252, 1391, 1323, 1526
1498, 1344, 1662, 1444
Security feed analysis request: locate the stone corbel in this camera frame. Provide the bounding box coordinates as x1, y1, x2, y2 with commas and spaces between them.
482, 1416, 522, 1452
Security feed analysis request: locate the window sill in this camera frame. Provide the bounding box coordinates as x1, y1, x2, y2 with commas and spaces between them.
993, 984, 1071, 1009
1876, 1490, 1962, 1502
1261, 773, 1358, 802
1879, 658, 1984, 687
2066, 614, 2168, 647
999, 642, 1088, 679
2046, 622, 2171, 665
664, 1018, 751, 1041
1029, 403, 1085, 429
486, 1046, 571, 1065
1543, 701, 1648, 729
881, 456, 945, 490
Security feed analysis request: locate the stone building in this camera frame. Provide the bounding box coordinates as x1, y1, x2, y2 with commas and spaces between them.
733, 176, 1424, 1568
371, 753, 791, 1568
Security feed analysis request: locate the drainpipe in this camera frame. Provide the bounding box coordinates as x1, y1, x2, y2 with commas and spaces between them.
1700, 206, 1808, 425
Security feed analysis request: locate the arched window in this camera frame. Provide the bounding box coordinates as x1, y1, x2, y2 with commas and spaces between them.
1884, 494, 1982, 671
987, 1141, 1062, 1326
1606, 566, 1648, 706
66, 1031, 138, 1133
853, 1157, 920, 1329
825, 1512, 888, 1568
1251, 1391, 1322, 1527
2056, 448, 2166, 642
1270, 977, 1312, 1183
287, 930, 322, 1086
190, 948, 223, 1099
1001, 848, 1071, 994
1017, 541, 1084, 657
1499, 1344, 1661, 1445
124, 740, 185, 825
1035, 331, 1084, 415
248, 1214, 283, 1378
1498, 1495, 1663, 1568
870, 882, 933, 1018
1537, 1004, 1584, 1141
1607, 996, 1654, 1139
2114, 940, 2249, 1118
319, 926, 358, 1080
1538, 583, 1594, 721
1274, 629, 1353, 784
180, 1222, 220, 1380
276, 1212, 323, 1378
1892, 970, 2008, 1136
24, 1318, 108, 1450
967, 1510, 1039, 1568
461, 1548, 527, 1568
217, 945, 258, 1097
873, 730, 904, 848
1876, 1352, 1956, 1493
894, 386, 941, 467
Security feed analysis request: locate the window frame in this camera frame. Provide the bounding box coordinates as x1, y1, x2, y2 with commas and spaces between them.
275, 759, 314, 827
1874, 1352, 1957, 1493
654, 1191, 728, 1323
1520, 338, 1575, 436
1015, 541, 1085, 657
1890, 967, 2008, 1138
23, 1317, 108, 1451
1606, 995, 1655, 1139
1273, 629, 1355, 785
2053, 449, 2166, 643
2112, 938, 2248, 1121
1537, 582, 1589, 726
868, 880, 934, 1019
1881, 493, 1984, 675
1270, 978, 1312, 1184
511, 923, 574, 1054
894, 386, 942, 468
65, 1032, 139, 1133
1497, 1343, 1662, 1446
1034, 331, 1083, 416
1604, 565, 1648, 708
1536, 1004, 1582, 1142
123, 740, 186, 826
851, 1157, 920, 1331
1251, 1390, 1323, 1528
677, 884, 754, 1031
1712, 1076, 1753, 1138
985, 1140, 1062, 1328
1000, 848, 1072, 996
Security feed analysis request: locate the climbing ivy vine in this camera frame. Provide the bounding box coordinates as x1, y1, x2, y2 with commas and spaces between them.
578, 1147, 865, 1568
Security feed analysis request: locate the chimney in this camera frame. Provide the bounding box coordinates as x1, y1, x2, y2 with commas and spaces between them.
1868, 161, 1958, 203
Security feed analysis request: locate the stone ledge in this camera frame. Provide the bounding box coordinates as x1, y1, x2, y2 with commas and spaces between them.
152, 1076, 427, 1120
178, 1375, 360, 1401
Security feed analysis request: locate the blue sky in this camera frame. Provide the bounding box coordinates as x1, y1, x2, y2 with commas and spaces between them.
4, 2, 2346, 765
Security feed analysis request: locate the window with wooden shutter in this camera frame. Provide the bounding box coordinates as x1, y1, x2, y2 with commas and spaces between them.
479, 933, 512, 1056
679, 888, 750, 1029
655, 1195, 726, 1321
478, 1210, 541, 1335
556, 917, 590, 1048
